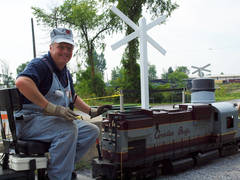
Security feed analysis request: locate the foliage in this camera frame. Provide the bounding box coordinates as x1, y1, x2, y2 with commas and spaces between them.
110, 66, 125, 88
107, 66, 124, 104
109, 65, 189, 104
108, 64, 140, 103
93, 50, 106, 76
74, 66, 105, 98
103, 0, 178, 100
75, 160, 91, 170
16, 61, 29, 75
150, 82, 186, 104
32, 0, 114, 96
0, 59, 15, 88
148, 64, 157, 81
148, 66, 189, 104
161, 66, 189, 88
111, 66, 121, 81
120, 48, 141, 91
161, 66, 173, 79
109, 57, 141, 103
168, 67, 174, 73
32, 0, 178, 99
104, 0, 179, 29
150, 83, 167, 103
167, 71, 188, 88
1, 73, 15, 88
175, 66, 190, 75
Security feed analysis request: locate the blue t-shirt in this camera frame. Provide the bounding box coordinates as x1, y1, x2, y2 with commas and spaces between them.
18, 52, 75, 104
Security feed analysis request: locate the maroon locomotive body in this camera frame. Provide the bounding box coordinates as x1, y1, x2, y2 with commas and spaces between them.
92, 102, 239, 179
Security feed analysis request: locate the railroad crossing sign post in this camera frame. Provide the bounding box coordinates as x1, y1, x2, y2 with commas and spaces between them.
111, 6, 167, 109
191, 64, 211, 77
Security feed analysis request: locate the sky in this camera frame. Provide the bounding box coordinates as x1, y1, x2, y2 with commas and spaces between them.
0, 0, 240, 80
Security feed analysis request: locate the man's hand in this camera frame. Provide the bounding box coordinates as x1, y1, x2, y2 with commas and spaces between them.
89, 105, 112, 118
44, 102, 78, 121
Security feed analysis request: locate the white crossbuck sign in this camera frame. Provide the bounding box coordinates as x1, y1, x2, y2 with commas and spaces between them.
111, 6, 167, 109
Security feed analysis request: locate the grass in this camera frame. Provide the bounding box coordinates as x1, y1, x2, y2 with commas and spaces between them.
75, 160, 92, 170
215, 83, 240, 102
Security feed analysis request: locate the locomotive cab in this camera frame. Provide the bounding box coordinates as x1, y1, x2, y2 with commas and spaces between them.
211, 102, 239, 144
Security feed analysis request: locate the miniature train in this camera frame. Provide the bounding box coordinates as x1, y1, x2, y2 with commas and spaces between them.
92, 79, 240, 179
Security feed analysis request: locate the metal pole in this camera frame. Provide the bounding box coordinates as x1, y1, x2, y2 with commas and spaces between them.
182, 88, 185, 104
31, 18, 36, 58
139, 17, 149, 109
120, 89, 124, 112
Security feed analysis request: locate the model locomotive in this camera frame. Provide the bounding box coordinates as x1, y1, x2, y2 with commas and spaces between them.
92, 78, 240, 179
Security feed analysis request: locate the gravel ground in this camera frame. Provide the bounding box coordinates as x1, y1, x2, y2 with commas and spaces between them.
77, 152, 240, 179
160, 152, 240, 180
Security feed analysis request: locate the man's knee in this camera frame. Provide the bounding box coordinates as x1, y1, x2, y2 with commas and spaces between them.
91, 124, 100, 139
60, 123, 78, 141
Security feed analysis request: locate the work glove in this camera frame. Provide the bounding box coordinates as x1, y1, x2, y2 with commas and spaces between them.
89, 105, 112, 118
43, 102, 78, 121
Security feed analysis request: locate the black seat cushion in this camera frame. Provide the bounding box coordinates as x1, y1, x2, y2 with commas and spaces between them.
17, 140, 50, 155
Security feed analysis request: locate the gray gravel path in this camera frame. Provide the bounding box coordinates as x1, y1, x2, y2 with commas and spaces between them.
159, 152, 240, 180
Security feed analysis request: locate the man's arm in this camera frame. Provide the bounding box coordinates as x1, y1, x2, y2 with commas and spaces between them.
73, 95, 112, 118
238, 104, 240, 115
73, 96, 91, 114
16, 76, 77, 121
15, 76, 48, 108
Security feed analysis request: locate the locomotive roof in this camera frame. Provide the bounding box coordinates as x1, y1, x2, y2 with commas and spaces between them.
211, 102, 237, 114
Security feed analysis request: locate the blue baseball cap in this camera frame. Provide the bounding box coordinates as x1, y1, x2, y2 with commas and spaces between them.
50, 28, 74, 46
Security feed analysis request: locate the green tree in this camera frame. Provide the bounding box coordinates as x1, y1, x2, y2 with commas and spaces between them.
110, 66, 125, 88
175, 66, 190, 75
150, 66, 189, 104
104, 0, 178, 99
93, 50, 106, 76
74, 67, 105, 98
167, 71, 188, 88
111, 67, 120, 81
161, 66, 174, 79
161, 66, 189, 88
0, 60, 15, 88
109, 63, 158, 103
150, 83, 171, 103
16, 61, 29, 75
0, 73, 15, 88
32, 0, 115, 95
168, 67, 174, 74
120, 48, 140, 99
149, 64, 157, 81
